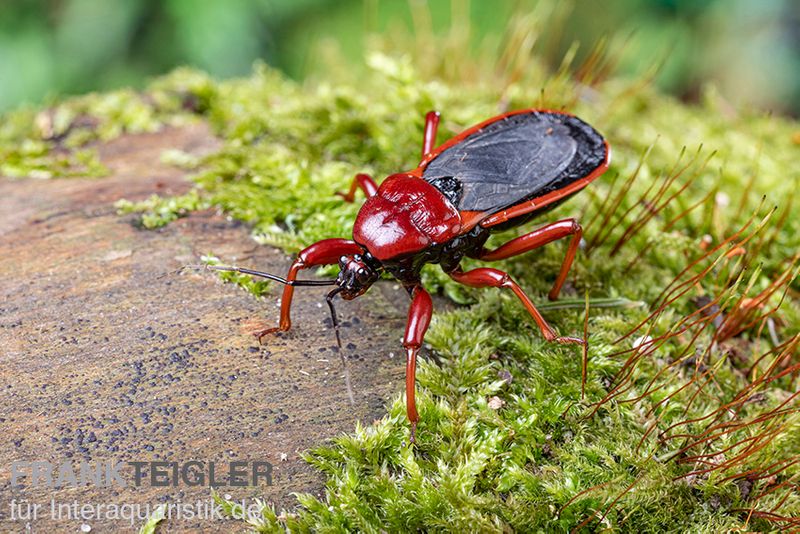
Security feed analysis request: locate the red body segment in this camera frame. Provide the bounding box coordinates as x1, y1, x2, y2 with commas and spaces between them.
353, 174, 462, 261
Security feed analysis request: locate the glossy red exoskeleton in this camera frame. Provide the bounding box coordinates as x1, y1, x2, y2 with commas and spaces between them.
214, 109, 610, 441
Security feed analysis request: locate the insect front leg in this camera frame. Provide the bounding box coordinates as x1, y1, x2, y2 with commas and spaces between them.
448, 266, 584, 346
403, 285, 433, 443
477, 218, 582, 301
254, 238, 362, 342
335, 173, 378, 203
420, 110, 441, 161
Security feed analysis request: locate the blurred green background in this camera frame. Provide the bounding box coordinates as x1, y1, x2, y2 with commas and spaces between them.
1, 0, 798, 115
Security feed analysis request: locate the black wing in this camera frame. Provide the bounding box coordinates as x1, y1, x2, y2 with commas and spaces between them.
422, 111, 607, 215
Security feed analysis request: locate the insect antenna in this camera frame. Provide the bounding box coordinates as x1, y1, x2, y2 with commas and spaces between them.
326, 286, 355, 405
326, 287, 344, 348
203, 265, 336, 287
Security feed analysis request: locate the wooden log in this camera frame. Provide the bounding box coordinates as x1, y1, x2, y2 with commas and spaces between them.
0, 124, 406, 531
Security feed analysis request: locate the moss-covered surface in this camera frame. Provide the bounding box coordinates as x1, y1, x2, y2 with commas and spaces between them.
0, 79, 205, 179
5, 21, 800, 533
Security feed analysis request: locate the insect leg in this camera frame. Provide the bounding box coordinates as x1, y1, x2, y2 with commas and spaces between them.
335, 173, 378, 203
403, 285, 433, 443
421, 110, 441, 161
478, 218, 582, 301
254, 238, 362, 342
449, 266, 584, 346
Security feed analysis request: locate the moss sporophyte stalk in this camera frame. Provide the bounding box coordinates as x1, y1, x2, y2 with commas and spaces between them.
5, 40, 799, 532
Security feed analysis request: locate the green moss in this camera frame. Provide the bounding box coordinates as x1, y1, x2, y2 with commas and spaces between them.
4, 16, 799, 532
115, 190, 210, 229
200, 255, 272, 298
137, 505, 166, 534
0, 67, 213, 178
174, 55, 794, 530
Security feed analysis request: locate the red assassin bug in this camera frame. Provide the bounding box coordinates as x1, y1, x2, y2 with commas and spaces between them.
212, 109, 610, 441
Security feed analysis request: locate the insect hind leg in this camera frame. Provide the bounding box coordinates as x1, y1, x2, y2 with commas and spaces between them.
448, 266, 584, 346
478, 218, 582, 301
